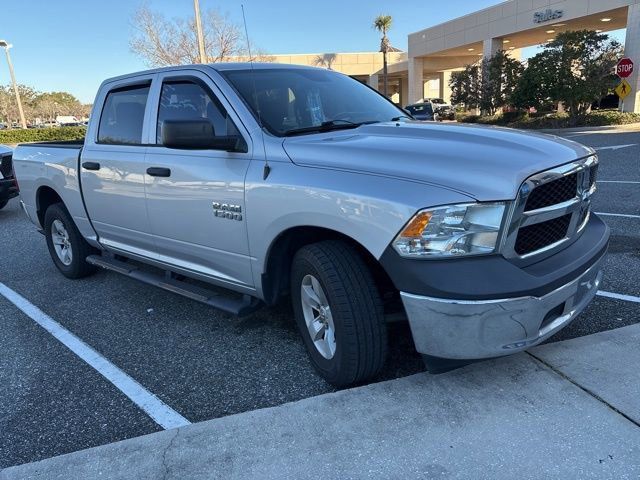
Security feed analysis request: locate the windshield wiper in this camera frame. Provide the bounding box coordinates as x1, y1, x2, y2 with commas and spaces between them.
283, 119, 373, 137
391, 115, 413, 121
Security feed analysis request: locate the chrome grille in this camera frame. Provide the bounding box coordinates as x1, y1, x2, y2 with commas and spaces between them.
524, 173, 577, 211
503, 156, 598, 260
514, 214, 571, 255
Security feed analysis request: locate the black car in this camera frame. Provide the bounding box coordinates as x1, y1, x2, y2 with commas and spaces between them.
0, 146, 18, 210
405, 102, 435, 121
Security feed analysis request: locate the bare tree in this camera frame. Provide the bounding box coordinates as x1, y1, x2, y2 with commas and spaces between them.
130, 4, 273, 66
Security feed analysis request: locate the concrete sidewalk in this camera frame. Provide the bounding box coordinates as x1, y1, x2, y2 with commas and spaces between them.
3, 325, 640, 480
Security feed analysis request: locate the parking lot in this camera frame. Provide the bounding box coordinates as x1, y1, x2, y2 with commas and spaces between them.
1, 126, 639, 470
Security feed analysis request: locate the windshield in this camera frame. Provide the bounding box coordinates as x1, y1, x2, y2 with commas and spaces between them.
221, 68, 404, 136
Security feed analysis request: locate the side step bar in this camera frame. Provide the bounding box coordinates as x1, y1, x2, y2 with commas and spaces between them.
86, 254, 263, 317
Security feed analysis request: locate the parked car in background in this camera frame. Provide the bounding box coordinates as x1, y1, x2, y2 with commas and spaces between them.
14, 64, 608, 387
435, 105, 455, 121
56, 116, 81, 127
0, 145, 18, 210
405, 102, 435, 121
0, 123, 6, 130
424, 98, 455, 121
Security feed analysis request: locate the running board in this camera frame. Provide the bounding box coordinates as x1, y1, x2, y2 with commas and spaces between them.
86, 254, 263, 317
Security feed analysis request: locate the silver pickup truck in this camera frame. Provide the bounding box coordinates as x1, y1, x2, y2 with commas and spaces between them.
13, 64, 609, 386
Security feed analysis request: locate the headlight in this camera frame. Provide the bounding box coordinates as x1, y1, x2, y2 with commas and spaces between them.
392, 203, 506, 258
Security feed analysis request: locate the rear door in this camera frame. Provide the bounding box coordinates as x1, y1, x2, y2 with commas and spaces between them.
143, 70, 254, 288
81, 75, 157, 257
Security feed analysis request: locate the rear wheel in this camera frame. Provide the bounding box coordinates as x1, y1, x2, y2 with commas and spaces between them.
44, 203, 97, 279
291, 240, 387, 387
0, 200, 8, 210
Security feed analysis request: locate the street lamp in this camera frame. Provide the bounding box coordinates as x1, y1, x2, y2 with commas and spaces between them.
0, 40, 27, 129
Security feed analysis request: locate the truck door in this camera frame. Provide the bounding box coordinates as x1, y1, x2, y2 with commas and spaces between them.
81, 76, 157, 257
143, 70, 254, 288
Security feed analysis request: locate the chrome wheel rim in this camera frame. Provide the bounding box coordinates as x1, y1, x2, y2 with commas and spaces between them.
300, 274, 336, 359
51, 219, 73, 266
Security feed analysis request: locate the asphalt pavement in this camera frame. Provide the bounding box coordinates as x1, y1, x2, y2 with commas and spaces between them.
4, 323, 640, 480
1, 125, 639, 470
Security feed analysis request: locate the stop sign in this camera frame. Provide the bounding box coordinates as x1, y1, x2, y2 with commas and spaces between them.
616, 58, 634, 78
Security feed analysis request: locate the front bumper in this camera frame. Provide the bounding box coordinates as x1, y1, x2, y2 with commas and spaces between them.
401, 253, 605, 359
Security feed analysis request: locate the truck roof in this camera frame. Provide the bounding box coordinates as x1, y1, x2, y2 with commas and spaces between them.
102, 62, 321, 85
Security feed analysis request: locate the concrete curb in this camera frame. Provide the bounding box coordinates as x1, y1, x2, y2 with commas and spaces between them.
3, 323, 640, 480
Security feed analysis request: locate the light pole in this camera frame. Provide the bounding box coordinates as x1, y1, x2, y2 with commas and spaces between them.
0, 40, 27, 129
193, 0, 207, 64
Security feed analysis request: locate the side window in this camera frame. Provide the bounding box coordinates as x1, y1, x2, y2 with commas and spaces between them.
157, 80, 239, 144
98, 84, 150, 145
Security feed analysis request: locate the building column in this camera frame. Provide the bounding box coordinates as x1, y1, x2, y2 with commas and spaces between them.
483, 38, 502, 60
368, 74, 379, 92
622, 4, 640, 113
439, 71, 454, 104
400, 76, 409, 107
408, 57, 425, 104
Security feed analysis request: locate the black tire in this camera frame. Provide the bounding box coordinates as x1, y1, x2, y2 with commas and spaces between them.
44, 203, 97, 279
291, 240, 387, 387
0, 200, 8, 210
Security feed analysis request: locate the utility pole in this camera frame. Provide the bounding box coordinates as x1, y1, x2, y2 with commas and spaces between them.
193, 0, 207, 64
0, 40, 27, 129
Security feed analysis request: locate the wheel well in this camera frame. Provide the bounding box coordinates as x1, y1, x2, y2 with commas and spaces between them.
36, 186, 63, 227
262, 226, 397, 307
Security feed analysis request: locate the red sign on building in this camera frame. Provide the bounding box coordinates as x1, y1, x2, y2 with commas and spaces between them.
616, 58, 634, 79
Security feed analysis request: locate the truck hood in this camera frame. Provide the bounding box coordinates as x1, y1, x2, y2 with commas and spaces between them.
282, 122, 594, 201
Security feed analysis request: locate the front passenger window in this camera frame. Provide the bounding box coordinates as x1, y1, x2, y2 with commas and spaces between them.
157, 81, 239, 144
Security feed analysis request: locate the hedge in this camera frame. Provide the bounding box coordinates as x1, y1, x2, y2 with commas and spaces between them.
456, 110, 640, 129
0, 126, 86, 145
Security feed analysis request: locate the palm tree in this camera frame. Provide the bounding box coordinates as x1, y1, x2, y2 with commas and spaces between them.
373, 14, 393, 97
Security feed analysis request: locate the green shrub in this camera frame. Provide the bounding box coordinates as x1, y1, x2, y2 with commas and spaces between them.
456, 112, 526, 125
457, 110, 640, 129
510, 113, 571, 129
476, 114, 505, 125
582, 110, 640, 126
0, 126, 86, 145
455, 113, 481, 123
501, 111, 528, 123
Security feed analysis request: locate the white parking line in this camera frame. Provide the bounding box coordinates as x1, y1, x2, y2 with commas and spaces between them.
597, 181, 640, 184
597, 290, 640, 304
0, 282, 190, 430
594, 144, 637, 151
596, 212, 640, 219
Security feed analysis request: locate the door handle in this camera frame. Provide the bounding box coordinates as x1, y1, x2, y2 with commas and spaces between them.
82, 162, 100, 171
146, 167, 171, 177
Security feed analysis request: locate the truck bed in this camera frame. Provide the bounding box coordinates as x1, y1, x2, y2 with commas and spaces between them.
12, 142, 87, 233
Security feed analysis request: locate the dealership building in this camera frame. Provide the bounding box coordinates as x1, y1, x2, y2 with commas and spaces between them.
270, 0, 640, 113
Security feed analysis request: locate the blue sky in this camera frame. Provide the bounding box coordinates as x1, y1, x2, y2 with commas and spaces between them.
0, 0, 627, 103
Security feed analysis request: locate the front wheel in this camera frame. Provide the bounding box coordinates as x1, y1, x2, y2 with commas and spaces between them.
291, 240, 387, 387
44, 203, 97, 279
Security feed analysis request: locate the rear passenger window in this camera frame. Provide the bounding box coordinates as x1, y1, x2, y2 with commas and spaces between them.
98, 84, 150, 145
157, 81, 239, 143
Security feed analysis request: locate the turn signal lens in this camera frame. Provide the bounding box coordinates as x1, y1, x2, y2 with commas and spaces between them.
400, 211, 432, 237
